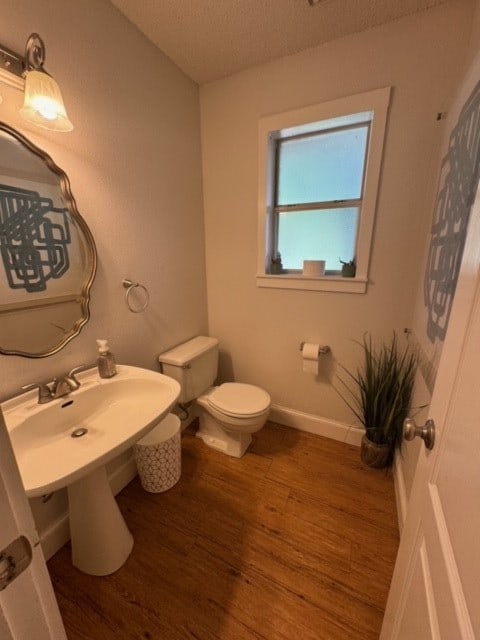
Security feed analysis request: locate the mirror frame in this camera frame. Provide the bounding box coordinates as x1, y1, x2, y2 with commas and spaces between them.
0, 121, 97, 358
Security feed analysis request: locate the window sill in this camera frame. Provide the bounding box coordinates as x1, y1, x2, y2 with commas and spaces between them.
255, 274, 368, 293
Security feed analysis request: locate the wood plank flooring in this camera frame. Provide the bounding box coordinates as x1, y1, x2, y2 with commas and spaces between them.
48, 421, 399, 640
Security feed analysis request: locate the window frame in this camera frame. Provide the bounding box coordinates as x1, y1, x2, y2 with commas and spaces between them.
256, 87, 391, 293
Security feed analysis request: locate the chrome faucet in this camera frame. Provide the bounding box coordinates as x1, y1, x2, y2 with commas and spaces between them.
21, 381, 54, 404
22, 365, 92, 404
51, 375, 78, 398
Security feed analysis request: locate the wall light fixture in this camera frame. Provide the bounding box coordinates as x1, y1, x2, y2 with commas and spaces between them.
0, 33, 73, 132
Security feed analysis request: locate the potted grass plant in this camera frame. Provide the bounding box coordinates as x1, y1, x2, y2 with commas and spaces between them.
336, 334, 417, 468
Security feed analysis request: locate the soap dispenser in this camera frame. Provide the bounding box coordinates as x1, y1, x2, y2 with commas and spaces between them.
96, 339, 117, 378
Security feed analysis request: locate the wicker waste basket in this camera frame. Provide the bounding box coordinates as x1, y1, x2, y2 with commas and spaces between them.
134, 413, 181, 493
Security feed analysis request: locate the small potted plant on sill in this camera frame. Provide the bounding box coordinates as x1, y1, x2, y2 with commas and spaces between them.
270, 252, 284, 275
336, 334, 417, 468
340, 258, 356, 277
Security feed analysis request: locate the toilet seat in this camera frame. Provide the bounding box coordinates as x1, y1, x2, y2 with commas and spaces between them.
207, 383, 271, 418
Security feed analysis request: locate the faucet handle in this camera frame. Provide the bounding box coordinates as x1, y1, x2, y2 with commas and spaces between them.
68, 364, 92, 385
21, 382, 53, 404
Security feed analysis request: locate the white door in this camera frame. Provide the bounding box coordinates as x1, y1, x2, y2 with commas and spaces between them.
0, 409, 67, 640
380, 173, 480, 634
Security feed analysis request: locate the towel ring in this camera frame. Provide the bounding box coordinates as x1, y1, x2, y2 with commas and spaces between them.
122, 279, 149, 313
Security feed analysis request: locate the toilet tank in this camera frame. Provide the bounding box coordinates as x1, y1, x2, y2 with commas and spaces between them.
158, 336, 219, 403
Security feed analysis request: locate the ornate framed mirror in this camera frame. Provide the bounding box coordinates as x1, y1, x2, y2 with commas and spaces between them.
0, 122, 96, 357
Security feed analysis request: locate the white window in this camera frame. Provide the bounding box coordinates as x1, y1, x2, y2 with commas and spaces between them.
257, 87, 391, 293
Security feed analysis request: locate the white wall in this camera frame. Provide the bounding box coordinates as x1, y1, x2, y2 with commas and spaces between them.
200, 1, 473, 429
0, 0, 207, 400
0, 0, 207, 545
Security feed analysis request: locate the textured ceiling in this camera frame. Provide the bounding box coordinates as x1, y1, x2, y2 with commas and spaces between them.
111, 0, 448, 84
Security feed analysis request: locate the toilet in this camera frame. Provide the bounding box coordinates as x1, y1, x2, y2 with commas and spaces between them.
158, 336, 271, 457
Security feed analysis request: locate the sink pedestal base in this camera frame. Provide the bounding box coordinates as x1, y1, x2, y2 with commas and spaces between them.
67, 466, 133, 576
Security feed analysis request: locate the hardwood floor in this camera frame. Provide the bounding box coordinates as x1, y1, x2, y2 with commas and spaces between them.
48, 421, 399, 640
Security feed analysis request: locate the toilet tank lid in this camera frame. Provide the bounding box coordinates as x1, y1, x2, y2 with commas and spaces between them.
158, 336, 219, 366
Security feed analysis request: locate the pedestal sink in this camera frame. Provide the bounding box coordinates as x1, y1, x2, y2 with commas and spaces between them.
2, 365, 180, 575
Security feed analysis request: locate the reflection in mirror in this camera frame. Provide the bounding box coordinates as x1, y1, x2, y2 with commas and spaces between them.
0, 122, 96, 357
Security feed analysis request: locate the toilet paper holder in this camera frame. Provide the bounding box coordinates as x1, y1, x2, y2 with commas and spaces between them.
299, 342, 331, 354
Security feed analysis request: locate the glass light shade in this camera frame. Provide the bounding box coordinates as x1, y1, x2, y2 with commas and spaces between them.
20, 70, 73, 132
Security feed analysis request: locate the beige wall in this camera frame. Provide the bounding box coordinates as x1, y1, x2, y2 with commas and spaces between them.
200, 1, 473, 426
1, 0, 476, 542
0, 1, 207, 541
404, 0, 480, 499
0, 0, 207, 400
467, 0, 480, 65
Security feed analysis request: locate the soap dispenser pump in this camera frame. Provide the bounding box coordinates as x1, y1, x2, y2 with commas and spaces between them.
96, 339, 117, 378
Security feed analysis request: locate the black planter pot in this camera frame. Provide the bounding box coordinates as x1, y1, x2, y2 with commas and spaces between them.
360, 434, 391, 468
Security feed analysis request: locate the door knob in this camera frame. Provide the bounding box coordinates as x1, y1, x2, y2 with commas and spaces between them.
403, 417, 435, 450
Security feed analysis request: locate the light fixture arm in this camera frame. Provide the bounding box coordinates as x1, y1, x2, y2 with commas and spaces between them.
0, 43, 25, 89
24, 34, 46, 72
0, 33, 47, 79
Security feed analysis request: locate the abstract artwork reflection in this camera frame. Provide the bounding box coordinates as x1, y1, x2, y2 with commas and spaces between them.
0, 184, 71, 293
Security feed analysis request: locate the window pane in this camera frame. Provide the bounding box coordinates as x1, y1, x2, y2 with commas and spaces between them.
277, 126, 369, 205
277, 208, 358, 271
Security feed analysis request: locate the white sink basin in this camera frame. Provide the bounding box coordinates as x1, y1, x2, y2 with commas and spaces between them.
3, 365, 180, 497
2, 365, 180, 575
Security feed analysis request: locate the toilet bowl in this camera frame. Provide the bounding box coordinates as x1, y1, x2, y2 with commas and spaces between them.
196, 383, 271, 457
158, 336, 271, 458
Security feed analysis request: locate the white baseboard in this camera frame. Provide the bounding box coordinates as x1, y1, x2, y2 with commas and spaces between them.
40, 456, 138, 561
393, 452, 407, 533
269, 404, 363, 446
109, 456, 138, 495
39, 513, 70, 562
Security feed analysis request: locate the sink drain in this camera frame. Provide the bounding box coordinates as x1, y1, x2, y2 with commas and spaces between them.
71, 427, 88, 438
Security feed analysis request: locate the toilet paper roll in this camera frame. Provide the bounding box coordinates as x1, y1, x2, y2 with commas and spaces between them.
303, 260, 325, 277
302, 342, 320, 374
